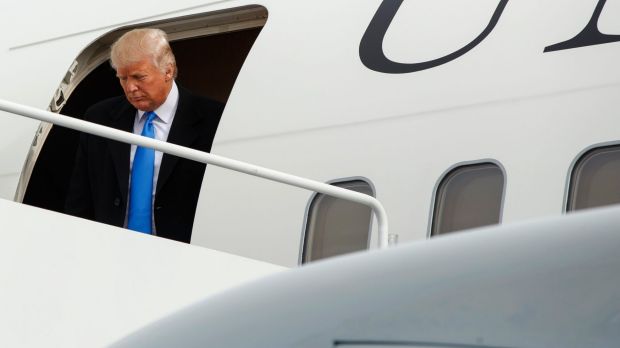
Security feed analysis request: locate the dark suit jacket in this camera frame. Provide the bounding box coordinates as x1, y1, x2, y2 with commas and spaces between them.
65, 86, 223, 243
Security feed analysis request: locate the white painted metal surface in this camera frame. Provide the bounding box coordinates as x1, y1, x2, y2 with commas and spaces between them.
0, 1, 618, 344
0, 0, 618, 266
191, 0, 620, 265
113, 204, 620, 347
0, 198, 284, 347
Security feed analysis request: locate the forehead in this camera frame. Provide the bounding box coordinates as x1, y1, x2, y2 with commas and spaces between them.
115, 59, 159, 76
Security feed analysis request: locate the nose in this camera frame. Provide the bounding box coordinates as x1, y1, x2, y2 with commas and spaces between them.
126, 81, 138, 92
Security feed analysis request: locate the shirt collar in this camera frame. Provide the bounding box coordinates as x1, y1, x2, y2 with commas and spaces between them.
137, 81, 179, 124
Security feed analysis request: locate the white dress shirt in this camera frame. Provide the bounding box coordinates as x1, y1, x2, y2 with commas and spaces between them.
125, 82, 179, 232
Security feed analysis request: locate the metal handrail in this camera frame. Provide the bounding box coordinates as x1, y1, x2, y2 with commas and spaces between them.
0, 99, 391, 248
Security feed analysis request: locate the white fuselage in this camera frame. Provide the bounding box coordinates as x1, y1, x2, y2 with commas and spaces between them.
1, 1, 619, 266
0, 0, 619, 346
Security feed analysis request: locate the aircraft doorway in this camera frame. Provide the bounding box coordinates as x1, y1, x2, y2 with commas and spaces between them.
17, 6, 268, 217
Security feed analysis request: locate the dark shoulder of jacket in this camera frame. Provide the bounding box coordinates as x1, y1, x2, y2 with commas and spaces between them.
179, 86, 225, 115
83, 95, 129, 125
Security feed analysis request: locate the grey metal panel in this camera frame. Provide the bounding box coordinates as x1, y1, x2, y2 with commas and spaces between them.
113, 204, 620, 348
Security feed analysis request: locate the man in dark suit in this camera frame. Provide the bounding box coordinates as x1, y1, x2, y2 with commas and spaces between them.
65, 28, 223, 243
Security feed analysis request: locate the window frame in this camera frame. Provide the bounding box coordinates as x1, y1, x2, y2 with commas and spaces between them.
564, 141, 620, 212
428, 159, 506, 238
299, 176, 376, 265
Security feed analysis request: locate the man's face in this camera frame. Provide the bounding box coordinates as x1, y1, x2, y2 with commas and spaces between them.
116, 58, 172, 111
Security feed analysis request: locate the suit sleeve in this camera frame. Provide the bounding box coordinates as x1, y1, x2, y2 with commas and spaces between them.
64, 129, 94, 220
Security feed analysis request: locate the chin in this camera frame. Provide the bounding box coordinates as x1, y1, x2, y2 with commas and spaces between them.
132, 102, 152, 111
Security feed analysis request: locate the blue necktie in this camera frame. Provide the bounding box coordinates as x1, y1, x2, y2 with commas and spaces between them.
128, 111, 157, 234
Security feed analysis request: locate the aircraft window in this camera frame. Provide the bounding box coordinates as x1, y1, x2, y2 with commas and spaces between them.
431, 163, 504, 236
567, 145, 620, 211
18, 6, 267, 219
301, 179, 374, 264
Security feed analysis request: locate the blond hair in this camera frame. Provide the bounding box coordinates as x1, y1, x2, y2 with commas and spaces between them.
110, 28, 177, 78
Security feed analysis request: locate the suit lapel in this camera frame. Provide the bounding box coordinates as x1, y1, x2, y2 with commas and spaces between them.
156, 88, 201, 194
108, 102, 135, 203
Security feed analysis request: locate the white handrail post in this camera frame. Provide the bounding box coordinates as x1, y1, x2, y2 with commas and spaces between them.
0, 99, 391, 248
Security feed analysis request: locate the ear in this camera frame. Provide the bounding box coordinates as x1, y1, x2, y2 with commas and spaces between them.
165, 64, 174, 81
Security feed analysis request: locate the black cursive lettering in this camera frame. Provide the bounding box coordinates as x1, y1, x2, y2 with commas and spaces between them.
359, 0, 509, 74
